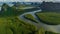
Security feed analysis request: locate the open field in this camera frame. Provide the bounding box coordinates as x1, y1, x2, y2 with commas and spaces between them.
24, 14, 38, 23
36, 12, 60, 25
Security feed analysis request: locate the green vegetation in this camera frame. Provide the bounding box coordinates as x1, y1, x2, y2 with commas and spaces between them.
36, 12, 60, 25
45, 31, 59, 34
36, 27, 45, 34
24, 14, 38, 23
0, 3, 39, 17
0, 3, 46, 34
0, 3, 58, 34
0, 16, 38, 34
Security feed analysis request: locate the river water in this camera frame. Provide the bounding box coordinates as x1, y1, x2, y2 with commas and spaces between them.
20, 9, 60, 33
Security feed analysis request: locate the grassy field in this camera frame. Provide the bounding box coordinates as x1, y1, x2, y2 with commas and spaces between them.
24, 14, 39, 23
36, 12, 60, 25
0, 16, 39, 34
45, 31, 58, 34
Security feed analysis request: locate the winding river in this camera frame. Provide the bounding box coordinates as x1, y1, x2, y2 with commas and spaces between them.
19, 9, 60, 33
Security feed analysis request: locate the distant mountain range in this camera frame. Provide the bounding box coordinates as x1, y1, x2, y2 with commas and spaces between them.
0, 2, 41, 7
0, 2, 41, 4
40, 1, 60, 11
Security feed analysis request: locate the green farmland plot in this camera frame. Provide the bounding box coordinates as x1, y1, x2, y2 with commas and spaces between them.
36, 12, 60, 25
24, 14, 39, 23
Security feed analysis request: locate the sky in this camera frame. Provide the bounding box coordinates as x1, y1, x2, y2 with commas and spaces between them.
0, 0, 60, 2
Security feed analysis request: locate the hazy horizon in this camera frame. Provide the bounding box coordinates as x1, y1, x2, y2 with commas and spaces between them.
0, 0, 60, 2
